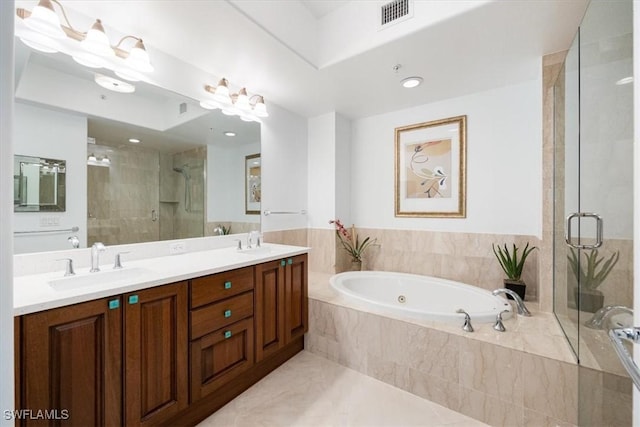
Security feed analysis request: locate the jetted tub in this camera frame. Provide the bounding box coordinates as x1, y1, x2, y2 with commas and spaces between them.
330, 271, 512, 324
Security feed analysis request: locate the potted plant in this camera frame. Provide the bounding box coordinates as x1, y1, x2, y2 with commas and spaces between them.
492, 242, 537, 300
329, 219, 377, 271
568, 248, 619, 313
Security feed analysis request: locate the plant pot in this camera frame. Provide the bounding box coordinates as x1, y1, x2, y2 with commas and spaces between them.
503, 279, 526, 301
573, 288, 605, 313
349, 260, 362, 271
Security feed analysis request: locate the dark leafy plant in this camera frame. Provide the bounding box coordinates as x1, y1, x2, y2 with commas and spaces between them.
568, 248, 619, 291
492, 242, 537, 281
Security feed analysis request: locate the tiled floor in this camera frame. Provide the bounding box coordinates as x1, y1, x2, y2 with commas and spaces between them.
197, 351, 487, 427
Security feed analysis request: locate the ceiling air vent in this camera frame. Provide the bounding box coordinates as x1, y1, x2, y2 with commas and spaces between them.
380, 0, 412, 27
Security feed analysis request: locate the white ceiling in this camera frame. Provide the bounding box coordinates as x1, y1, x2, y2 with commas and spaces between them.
300, 0, 350, 19
17, 0, 589, 119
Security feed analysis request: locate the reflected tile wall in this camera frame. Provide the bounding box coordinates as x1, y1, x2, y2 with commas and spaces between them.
263, 229, 308, 247
205, 221, 260, 236
172, 147, 206, 239
307, 298, 579, 427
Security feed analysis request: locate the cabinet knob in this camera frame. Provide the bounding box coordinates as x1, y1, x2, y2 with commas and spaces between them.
224, 330, 232, 339
128, 295, 139, 305
287, 258, 293, 265
280, 260, 286, 267
224, 309, 232, 318
224, 281, 232, 289
108, 299, 120, 310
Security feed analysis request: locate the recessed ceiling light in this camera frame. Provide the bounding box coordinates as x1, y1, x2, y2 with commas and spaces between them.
616, 76, 634, 85
128, 138, 141, 144
224, 131, 236, 137
401, 76, 423, 88
94, 73, 135, 93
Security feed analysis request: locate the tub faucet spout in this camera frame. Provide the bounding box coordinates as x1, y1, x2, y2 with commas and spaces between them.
456, 309, 474, 332
585, 305, 633, 330
492, 288, 532, 317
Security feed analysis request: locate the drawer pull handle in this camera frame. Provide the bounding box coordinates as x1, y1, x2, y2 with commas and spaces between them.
224, 281, 232, 289
280, 260, 286, 267
287, 258, 293, 265
224, 330, 232, 339
108, 299, 120, 310
224, 309, 232, 318
128, 295, 138, 305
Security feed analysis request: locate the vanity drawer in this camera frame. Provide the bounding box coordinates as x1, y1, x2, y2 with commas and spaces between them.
191, 266, 254, 308
191, 291, 254, 340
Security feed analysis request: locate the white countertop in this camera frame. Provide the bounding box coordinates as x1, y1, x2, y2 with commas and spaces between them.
14, 243, 309, 316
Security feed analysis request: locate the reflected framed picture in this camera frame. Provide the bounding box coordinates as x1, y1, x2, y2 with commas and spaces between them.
245, 153, 261, 215
394, 115, 466, 218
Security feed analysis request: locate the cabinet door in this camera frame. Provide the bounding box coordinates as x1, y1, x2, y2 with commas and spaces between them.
124, 282, 188, 426
20, 297, 122, 426
190, 318, 255, 402
285, 254, 308, 343
254, 259, 286, 362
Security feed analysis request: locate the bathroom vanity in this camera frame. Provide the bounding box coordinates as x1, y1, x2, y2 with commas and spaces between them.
13, 245, 308, 426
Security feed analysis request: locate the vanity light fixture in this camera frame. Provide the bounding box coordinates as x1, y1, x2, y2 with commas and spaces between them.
401, 76, 423, 88
94, 73, 135, 93
200, 79, 269, 121
16, 1, 154, 77
223, 131, 236, 137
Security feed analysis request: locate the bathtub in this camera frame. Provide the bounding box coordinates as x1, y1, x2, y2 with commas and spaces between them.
330, 271, 512, 324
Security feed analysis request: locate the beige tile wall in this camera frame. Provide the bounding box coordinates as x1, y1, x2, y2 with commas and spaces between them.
306, 299, 580, 427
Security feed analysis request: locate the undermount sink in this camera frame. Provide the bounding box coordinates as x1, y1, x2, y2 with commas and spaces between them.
48, 267, 150, 290
237, 246, 272, 256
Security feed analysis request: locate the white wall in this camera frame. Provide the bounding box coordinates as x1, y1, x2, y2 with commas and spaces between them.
261, 103, 308, 232
207, 141, 260, 224
1, 0, 15, 420
350, 79, 543, 236
307, 113, 336, 228
13, 103, 88, 253
335, 113, 352, 223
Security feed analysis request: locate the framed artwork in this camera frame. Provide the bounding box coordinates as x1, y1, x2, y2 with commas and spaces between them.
394, 115, 466, 218
245, 153, 261, 215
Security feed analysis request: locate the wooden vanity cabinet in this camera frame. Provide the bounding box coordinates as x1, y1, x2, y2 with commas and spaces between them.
16, 281, 188, 427
18, 296, 123, 427
189, 266, 256, 403
255, 254, 308, 362
16, 254, 308, 427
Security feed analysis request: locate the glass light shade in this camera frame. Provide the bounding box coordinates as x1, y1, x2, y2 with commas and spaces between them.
80, 20, 115, 58
199, 99, 222, 110
88, 154, 97, 162
234, 88, 251, 112
221, 107, 238, 116
253, 97, 269, 117
125, 42, 154, 73
114, 68, 143, 82
24, 1, 66, 39
213, 79, 232, 105
101, 156, 111, 165
19, 32, 60, 53
72, 50, 107, 68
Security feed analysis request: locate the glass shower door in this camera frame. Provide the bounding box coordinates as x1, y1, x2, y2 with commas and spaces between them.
554, 0, 634, 425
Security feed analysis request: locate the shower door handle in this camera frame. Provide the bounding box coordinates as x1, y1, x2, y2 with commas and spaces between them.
609, 327, 640, 391
565, 212, 603, 249
151, 209, 158, 222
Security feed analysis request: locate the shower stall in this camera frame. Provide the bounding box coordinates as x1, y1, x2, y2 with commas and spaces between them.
553, 0, 634, 424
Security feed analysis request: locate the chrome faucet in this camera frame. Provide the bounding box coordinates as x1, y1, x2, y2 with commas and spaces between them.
56, 258, 75, 277
585, 305, 633, 330
456, 309, 474, 332
90, 242, 106, 272
492, 288, 532, 317
68, 235, 80, 249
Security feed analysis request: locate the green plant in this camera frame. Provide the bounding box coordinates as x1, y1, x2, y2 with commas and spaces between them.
568, 248, 619, 291
492, 242, 537, 281
329, 219, 377, 262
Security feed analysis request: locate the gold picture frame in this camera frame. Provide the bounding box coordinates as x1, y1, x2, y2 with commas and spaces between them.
245, 153, 261, 215
394, 115, 467, 218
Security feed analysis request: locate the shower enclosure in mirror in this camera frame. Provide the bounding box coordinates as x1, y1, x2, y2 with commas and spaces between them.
13, 41, 260, 253
13, 155, 66, 212
553, 0, 633, 424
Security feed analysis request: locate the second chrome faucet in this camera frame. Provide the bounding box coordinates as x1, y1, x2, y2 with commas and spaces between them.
90, 242, 106, 272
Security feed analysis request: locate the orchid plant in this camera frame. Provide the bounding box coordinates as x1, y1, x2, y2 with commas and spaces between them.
329, 219, 377, 262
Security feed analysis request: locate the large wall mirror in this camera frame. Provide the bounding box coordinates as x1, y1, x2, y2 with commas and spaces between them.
13, 42, 261, 254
